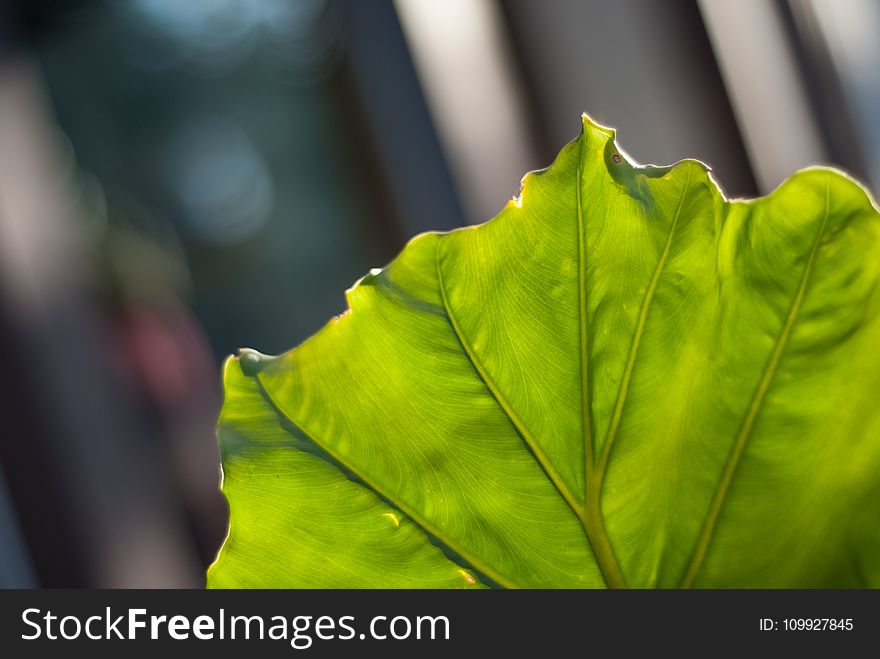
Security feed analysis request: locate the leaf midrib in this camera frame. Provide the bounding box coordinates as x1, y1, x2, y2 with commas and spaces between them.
438, 243, 631, 588
578, 164, 693, 591
435, 134, 696, 590
680, 177, 831, 588
575, 134, 628, 589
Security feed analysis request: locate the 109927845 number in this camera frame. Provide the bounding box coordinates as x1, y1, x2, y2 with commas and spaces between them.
783, 618, 853, 631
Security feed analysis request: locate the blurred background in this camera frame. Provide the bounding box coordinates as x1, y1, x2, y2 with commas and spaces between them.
0, 0, 877, 587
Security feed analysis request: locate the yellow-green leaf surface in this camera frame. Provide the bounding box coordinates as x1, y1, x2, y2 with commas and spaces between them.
208, 115, 880, 588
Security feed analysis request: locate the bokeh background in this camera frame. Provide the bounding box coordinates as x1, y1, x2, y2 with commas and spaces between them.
0, 0, 878, 587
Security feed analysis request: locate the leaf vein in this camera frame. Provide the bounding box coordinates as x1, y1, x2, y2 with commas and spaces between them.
598, 166, 692, 475
575, 130, 628, 588
434, 243, 587, 522
680, 176, 832, 588
251, 369, 521, 589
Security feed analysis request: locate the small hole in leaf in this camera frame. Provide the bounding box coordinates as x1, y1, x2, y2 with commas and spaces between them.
611, 154, 622, 164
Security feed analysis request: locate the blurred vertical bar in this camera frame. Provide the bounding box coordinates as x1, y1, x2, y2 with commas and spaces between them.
793, 0, 880, 192
698, 0, 828, 193
779, 0, 868, 183
502, 0, 756, 197
338, 0, 465, 237
0, 54, 199, 586
394, 0, 541, 224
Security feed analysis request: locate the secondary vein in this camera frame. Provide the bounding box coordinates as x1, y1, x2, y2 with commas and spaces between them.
435, 247, 585, 520
680, 176, 831, 588
598, 167, 691, 475
251, 369, 523, 589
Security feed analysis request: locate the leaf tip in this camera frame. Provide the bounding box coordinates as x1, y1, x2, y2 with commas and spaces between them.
580, 111, 616, 138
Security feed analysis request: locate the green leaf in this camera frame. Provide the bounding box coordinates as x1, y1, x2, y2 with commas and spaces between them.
208, 115, 880, 588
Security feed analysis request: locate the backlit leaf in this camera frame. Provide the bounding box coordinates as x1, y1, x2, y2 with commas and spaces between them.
208, 115, 880, 588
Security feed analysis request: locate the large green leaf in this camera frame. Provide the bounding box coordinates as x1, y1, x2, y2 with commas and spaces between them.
208, 115, 880, 588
